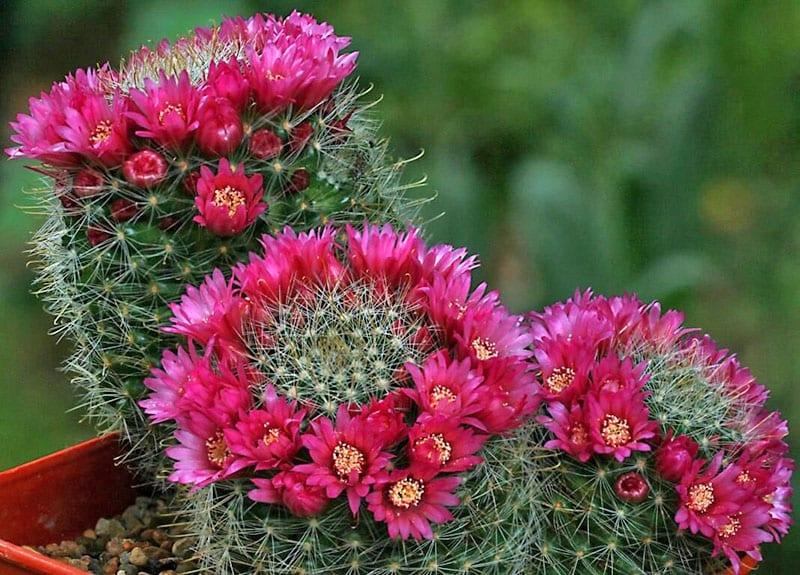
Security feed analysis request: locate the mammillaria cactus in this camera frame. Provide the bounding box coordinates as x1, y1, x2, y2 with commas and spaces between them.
523, 290, 793, 574
8, 12, 424, 475
142, 224, 542, 573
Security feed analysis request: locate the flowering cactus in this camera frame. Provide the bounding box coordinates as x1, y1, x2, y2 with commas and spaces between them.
140, 224, 543, 573
9, 12, 425, 477
524, 290, 793, 574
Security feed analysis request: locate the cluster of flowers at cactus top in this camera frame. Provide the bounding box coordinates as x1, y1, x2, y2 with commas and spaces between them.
6, 11, 358, 241
531, 290, 793, 572
142, 224, 536, 540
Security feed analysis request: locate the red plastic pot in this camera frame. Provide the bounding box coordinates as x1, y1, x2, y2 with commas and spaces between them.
0, 434, 137, 575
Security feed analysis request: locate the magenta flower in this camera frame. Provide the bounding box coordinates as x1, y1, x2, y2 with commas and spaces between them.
166, 412, 249, 489
58, 91, 130, 167
709, 499, 773, 573
140, 345, 202, 423
225, 385, 307, 470
128, 70, 200, 149
249, 469, 328, 517
193, 158, 265, 236
6, 68, 106, 166
166, 268, 249, 356
589, 355, 648, 394
195, 96, 243, 157
585, 386, 658, 462
245, 23, 357, 113
655, 432, 700, 482
404, 351, 485, 422
366, 467, 461, 541
539, 401, 593, 463
675, 454, 748, 538
295, 406, 393, 515
205, 60, 251, 111
355, 392, 410, 447
469, 359, 538, 434
533, 336, 594, 404
408, 415, 486, 473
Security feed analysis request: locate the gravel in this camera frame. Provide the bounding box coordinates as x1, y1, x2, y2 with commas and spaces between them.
30, 497, 198, 574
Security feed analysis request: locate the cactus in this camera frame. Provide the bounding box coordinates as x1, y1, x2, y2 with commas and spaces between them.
13, 13, 426, 481
523, 290, 793, 574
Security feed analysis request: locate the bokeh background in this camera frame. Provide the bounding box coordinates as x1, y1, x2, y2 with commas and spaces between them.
1, 0, 798, 569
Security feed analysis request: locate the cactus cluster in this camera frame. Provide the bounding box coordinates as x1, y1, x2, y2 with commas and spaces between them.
522, 290, 792, 574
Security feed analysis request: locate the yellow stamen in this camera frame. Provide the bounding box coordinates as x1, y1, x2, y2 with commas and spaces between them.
90, 120, 113, 144
600, 414, 632, 447
263, 426, 280, 447
717, 515, 741, 539
212, 186, 246, 217
416, 433, 452, 465
429, 385, 456, 408
471, 337, 498, 361
546, 367, 575, 394
205, 431, 231, 468
332, 442, 365, 479
389, 478, 425, 509
688, 483, 715, 514
158, 103, 186, 124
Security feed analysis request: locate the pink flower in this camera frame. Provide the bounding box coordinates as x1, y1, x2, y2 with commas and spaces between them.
470, 358, 539, 434
675, 454, 748, 538
533, 336, 594, 404
122, 149, 168, 188
355, 393, 410, 447
585, 386, 658, 462
539, 401, 593, 462
165, 268, 248, 355
224, 385, 307, 470
195, 97, 244, 156
245, 20, 357, 113
295, 406, 393, 515
193, 158, 265, 236
249, 469, 328, 517
366, 467, 461, 540
656, 432, 700, 482
205, 60, 250, 111
140, 345, 201, 423
404, 351, 485, 422
249, 128, 283, 159
589, 355, 648, 394
6, 68, 106, 166
345, 224, 426, 290
128, 70, 200, 149
408, 415, 486, 473
166, 412, 249, 489
58, 91, 130, 166
709, 499, 772, 573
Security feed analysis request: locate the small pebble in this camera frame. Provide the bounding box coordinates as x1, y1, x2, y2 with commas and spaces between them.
129, 547, 148, 567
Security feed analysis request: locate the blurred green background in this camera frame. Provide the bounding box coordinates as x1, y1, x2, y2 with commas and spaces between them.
1, 0, 798, 569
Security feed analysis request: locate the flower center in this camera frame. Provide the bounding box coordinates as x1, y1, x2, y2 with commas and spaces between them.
263, 426, 280, 447
388, 478, 425, 509
429, 385, 456, 408
332, 442, 365, 479
205, 431, 231, 468
688, 482, 715, 514
600, 414, 632, 447
213, 186, 246, 217
545, 366, 575, 394
158, 103, 186, 124
416, 433, 452, 465
266, 70, 286, 81
736, 471, 754, 485
717, 515, 741, 539
90, 120, 113, 145
569, 423, 588, 446
471, 337, 498, 361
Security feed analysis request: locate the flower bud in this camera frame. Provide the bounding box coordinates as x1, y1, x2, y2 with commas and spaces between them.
287, 168, 311, 194
73, 169, 105, 198
86, 226, 110, 246
196, 97, 244, 157
206, 60, 250, 111
655, 433, 699, 482
110, 198, 138, 222
290, 122, 314, 152
249, 129, 283, 159
123, 149, 168, 188
614, 472, 650, 503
